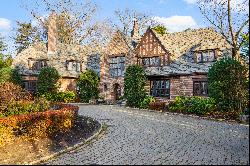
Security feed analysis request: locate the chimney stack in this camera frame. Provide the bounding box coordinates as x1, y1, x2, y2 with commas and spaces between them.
48, 10, 57, 55
131, 18, 139, 39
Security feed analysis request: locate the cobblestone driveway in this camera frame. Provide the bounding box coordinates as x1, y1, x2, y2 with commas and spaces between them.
45, 105, 249, 165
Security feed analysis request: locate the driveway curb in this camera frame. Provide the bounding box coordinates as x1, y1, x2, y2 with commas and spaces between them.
26, 122, 104, 165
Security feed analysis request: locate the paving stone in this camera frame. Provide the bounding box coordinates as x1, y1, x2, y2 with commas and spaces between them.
44, 105, 249, 165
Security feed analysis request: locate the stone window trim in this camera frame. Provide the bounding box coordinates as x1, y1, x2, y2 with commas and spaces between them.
193, 79, 208, 96
194, 49, 217, 63
150, 79, 170, 99
65, 60, 82, 72
28, 58, 48, 71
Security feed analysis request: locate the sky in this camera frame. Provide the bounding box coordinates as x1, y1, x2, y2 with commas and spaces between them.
0, 0, 210, 54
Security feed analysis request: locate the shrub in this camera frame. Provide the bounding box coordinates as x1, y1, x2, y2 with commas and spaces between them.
37, 67, 60, 95
168, 96, 217, 115
0, 82, 33, 111
0, 67, 22, 85
77, 70, 99, 103
208, 58, 248, 114
149, 101, 166, 111
0, 124, 14, 147
0, 97, 50, 117
124, 65, 147, 108
139, 96, 155, 109
0, 104, 78, 145
41, 91, 76, 103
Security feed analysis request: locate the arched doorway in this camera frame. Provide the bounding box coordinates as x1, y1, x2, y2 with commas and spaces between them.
113, 83, 121, 101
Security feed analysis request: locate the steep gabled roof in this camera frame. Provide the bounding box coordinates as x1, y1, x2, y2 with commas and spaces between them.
151, 27, 232, 60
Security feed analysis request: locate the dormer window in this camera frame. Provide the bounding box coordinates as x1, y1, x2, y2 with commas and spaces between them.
196, 50, 215, 63
29, 59, 48, 71
66, 60, 81, 72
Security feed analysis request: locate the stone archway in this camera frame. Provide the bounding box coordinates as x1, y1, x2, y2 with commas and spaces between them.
113, 83, 121, 101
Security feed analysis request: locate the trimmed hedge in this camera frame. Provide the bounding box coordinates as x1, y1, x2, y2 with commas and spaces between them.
41, 91, 76, 103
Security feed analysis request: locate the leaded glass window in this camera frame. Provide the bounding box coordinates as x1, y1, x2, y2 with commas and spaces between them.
196, 50, 215, 63
150, 79, 170, 98
109, 56, 125, 77
142, 57, 160, 66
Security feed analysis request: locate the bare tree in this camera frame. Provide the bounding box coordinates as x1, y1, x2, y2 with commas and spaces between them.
198, 0, 249, 60
114, 8, 157, 36
21, 0, 99, 45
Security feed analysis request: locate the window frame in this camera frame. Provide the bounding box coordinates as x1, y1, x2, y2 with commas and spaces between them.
66, 60, 81, 72
23, 81, 37, 92
141, 56, 161, 67
150, 79, 170, 98
109, 55, 125, 78
196, 49, 216, 63
193, 80, 208, 96
29, 59, 48, 71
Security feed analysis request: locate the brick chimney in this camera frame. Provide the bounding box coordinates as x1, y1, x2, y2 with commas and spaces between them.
131, 18, 139, 38
48, 10, 57, 54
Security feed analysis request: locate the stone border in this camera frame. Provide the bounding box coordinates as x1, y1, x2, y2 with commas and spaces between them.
26, 121, 104, 165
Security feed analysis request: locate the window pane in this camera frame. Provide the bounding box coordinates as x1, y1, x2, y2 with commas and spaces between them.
193, 82, 201, 95
208, 51, 215, 61
165, 80, 170, 89
155, 57, 160, 66
203, 51, 209, 62
201, 82, 208, 95
197, 53, 202, 63
142, 58, 150, 66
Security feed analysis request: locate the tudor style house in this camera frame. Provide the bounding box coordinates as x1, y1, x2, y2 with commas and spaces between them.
100, 26, 232, 102
12, 11, 89, 93
136, 27, 232, 101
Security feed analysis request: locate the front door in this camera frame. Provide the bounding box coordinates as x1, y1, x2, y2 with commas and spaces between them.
113, 83, 121, 101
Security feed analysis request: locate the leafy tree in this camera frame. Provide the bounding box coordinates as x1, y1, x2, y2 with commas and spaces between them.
14, 21, 42, 54
241, 33, 249, 59
77, 70, 99, 103
0, 67, 22, 85
124, 65, 147, 108
152, 25, 168, 35
208, 58, 248, 113
37, 67, 60, 95
0, 35, 12, 69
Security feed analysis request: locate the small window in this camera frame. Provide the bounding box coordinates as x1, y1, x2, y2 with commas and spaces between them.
193, 81, 208, 96
66, 61, 81, 72
142, 57, 160, 67
30, 60, 48, 70
104, 84, 108, 91
196, 50, 215, 63
24, 81, 37, 92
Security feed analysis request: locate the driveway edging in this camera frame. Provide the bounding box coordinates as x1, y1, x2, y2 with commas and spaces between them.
26, 121, 104, 165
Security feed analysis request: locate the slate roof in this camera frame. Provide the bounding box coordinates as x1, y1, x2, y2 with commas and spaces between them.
145, 28, 233, 76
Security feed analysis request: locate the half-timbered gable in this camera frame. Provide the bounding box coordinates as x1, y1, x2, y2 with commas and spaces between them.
136, 28, 170, 66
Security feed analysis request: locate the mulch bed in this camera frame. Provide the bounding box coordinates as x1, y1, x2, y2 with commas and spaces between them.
0, 115, 101, 165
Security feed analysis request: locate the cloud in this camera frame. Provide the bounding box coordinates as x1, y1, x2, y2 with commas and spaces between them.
183, 0, 197, 4
153, 15, 199, 32
0, 18, 11, 30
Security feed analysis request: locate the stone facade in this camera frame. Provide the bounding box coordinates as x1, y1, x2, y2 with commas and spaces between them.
99, 30, 138, 103
12, 11, 89, 93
